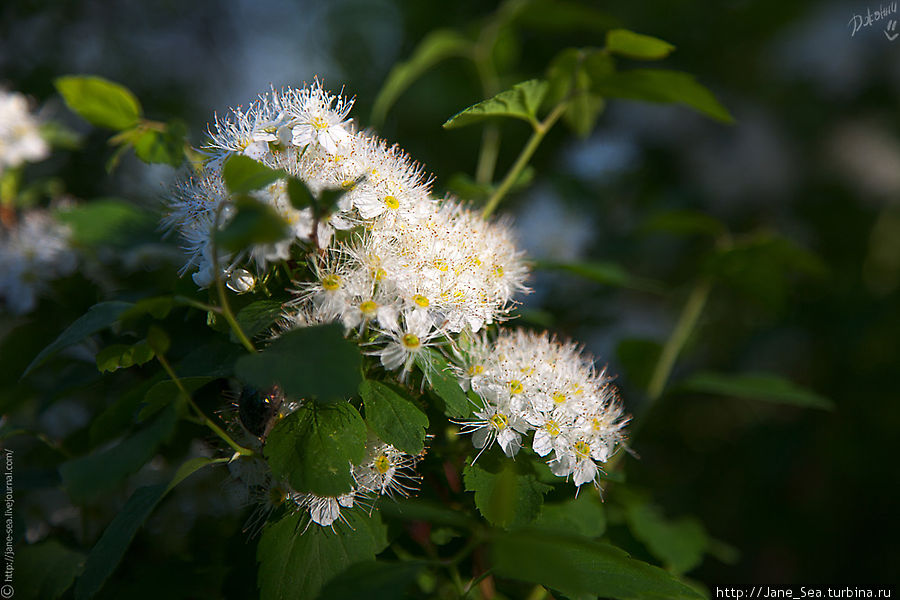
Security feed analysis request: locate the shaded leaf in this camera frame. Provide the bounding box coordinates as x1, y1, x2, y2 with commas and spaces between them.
14, 540, 85, 600
492, 530, 705, 599
591, 69, 733, 123
287, 176, 314, 210
222, 154, 286, 193
418, 350, 472, 418
55, 75, 142, 130
55, 199, 153, 247
24, 301, 133, 377
512, 0, 617, 33
120, 296, 174, 321
236, 324, 362, 404
371, 29, 472, 126
622, 496, 709, 574
443, 79, 548, 129
535, 492, 607, 538
536, 260, 662, 293
463, 459, 551, 529
643, 209, 726, 238
216, 195, 290, 254
257, 510, 388, 600
235, 300, 283, 340
60, 405, 178, 503
95, 341, 155, 373
74, 456, 223, 600
138, 376, 212, 421
678, 372, 833, 410
264, 402, 366, 496
606, 29, 675, 60
317, 560, 424, 600
361, 380, 429, 455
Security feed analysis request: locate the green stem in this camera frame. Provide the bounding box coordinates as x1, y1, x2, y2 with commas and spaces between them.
157, 354, 254, 457
475, 123, 501, 185
645, 278, 712, 405
211, 203, 257, 354
481, 102, 566, 220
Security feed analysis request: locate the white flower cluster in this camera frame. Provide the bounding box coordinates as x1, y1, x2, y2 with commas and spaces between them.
1, 211, 77, 314
456, 329, 630, 489
0, 89, 49, 175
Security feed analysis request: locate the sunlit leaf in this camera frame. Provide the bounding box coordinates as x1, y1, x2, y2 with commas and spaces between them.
606, 29, 676, 60
264, 402, 366, 496
55, 75, 142, 130
417, 349, 472, 418
361, 380, 429, 455
222, 154, 286, 193
443, 79, 548, 129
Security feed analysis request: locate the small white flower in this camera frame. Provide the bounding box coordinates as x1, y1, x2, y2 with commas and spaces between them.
289, 80, 354, 154
0, 90, 49, 174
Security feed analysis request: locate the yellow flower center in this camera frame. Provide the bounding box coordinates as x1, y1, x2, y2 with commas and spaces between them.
552, 391, 567, 404
508, 380, 524, 395
384, 195, 399, 210
341, 179, 357, 190
374, 454, 391, 474
359, 300, 378, 316
494, 265, 504, 277
489, 413, 509, 430
413, 294, 430, 307
310, 115, 329, 131
545, 420, 561, 437
574, 440, 591, 459
321, 274, 341, 291
402, 333, 420, 349
374, 267, 386, 282
434, 259, 448, 272
467, 364, 484, 376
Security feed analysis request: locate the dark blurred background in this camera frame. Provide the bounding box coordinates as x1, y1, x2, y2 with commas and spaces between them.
2, 0, 898, 592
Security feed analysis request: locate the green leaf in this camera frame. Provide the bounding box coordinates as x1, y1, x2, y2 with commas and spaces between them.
443, 79, 548, 129
24, 301, 134, 377
55, 75, 142, 130
317, 560, 424, 600
643, 209, 726, 238
235, 300, 283, 340
615, 338, 662, 392
463, 459, 551, 529
371, 29, 472, 127
622, 498, 708, 575
678, 372, 834, 410
95, 341, 155, 373
512, 0, 617, 33
606, 29, 676, 60
131, 120, 187, 166
121, 296, 174, 321
236, 324, 362, 404
360, 380, 429, 455
417, 350, 471, 418
59, 405, 177, 504
491, 531, 705, 599
74, 456, 222, 600
55, 199, 153, 247
14, 540, 85, 600
139, 376, 212, 421
145, 325, 170, 355
535, 492, 606, 538
216, 195, 290, 254
545, 48, 606, 137
222, 154, 286, 193
536, 260, 662, 293
706, 233, 827, 309
287, 177, 314, 210
257, 510, 388, 600
564, 89, 605, 139
591, 69, 733, 123
264, 402, 366, 496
